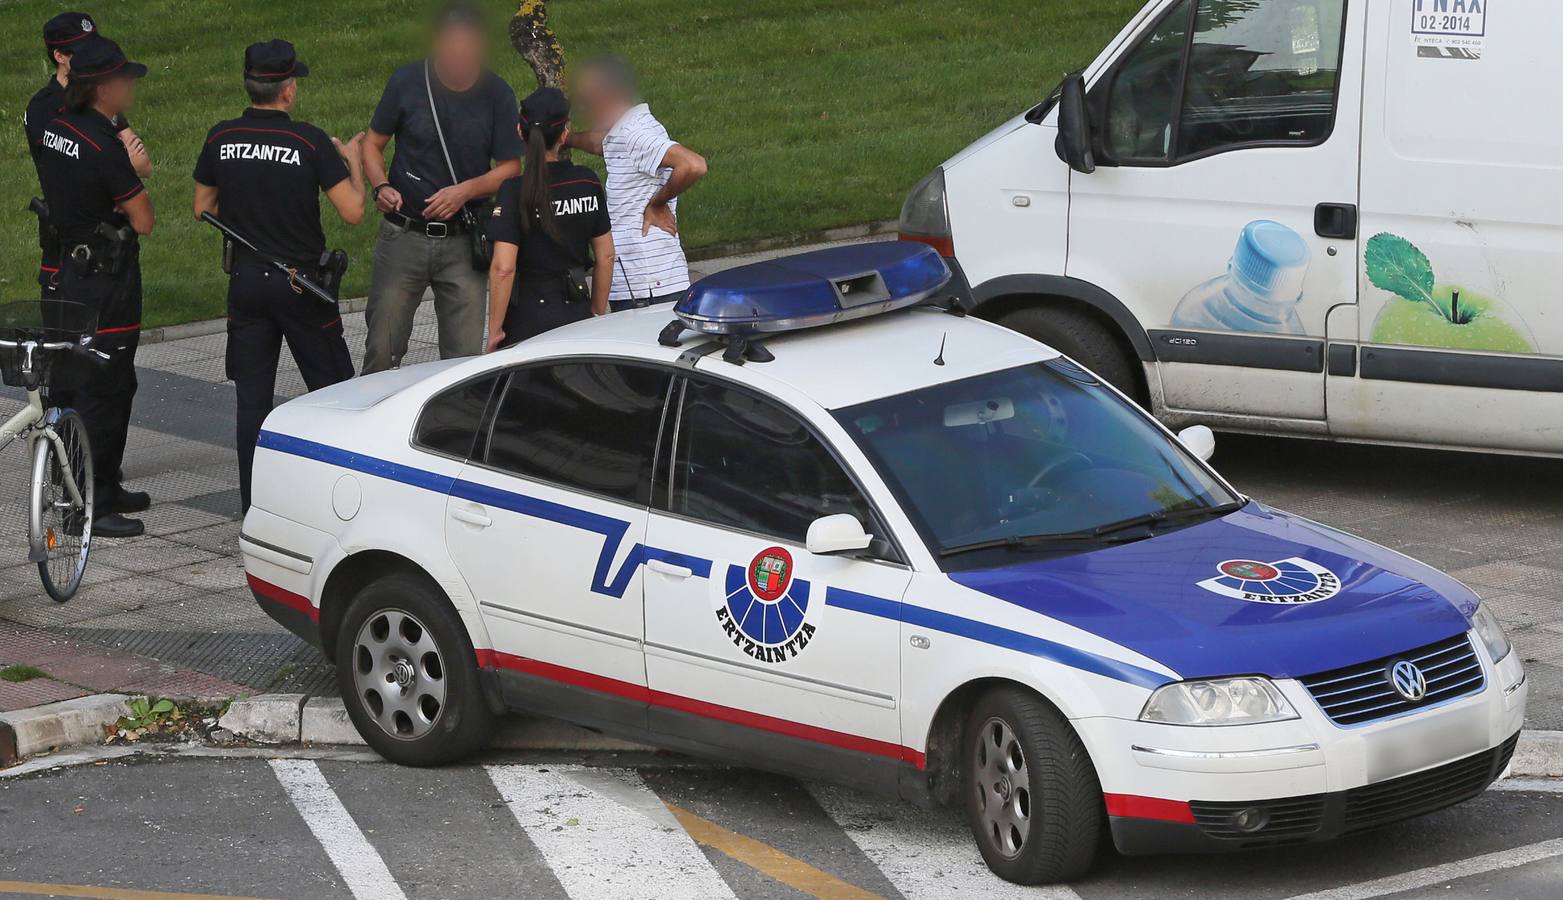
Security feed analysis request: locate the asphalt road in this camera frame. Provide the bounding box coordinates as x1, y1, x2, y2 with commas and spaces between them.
1, 750, 1560, 900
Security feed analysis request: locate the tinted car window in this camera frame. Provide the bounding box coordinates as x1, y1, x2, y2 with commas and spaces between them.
672, 378, 873, 544
414, 374, 500, 459
486, 362, 672, 506
836, 360, 1239, 567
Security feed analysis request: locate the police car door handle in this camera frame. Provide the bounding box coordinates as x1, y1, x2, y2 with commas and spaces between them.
450, 505, 492, 528
647, 559, 693, 579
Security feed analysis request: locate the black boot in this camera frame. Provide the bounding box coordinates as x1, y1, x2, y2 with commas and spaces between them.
95, 512, 145, 538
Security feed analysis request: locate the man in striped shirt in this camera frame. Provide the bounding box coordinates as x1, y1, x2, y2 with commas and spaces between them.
569, 56, 707, 310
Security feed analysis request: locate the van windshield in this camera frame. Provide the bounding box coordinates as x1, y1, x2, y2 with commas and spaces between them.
834, 360, 1242, 567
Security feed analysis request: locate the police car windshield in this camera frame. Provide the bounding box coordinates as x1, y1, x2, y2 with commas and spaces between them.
835, 359, 1242, 566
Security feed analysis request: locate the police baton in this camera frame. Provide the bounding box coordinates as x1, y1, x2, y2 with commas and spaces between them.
200, 212, 337, 307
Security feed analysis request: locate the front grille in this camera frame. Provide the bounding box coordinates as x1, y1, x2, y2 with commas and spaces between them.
1299, 634, 1484, 726
1191, 795, 1326, 846
1342, 733, 1518, 833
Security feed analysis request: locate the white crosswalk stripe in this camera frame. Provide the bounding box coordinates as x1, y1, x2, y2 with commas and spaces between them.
488, 764, 738, 900
810, 784, 1084, 899
270, 758, 409, 900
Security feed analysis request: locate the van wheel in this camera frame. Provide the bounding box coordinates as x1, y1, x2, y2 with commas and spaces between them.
997, 305, 1143, 404
961, 686, 1102, 884
335, 572, 494, 765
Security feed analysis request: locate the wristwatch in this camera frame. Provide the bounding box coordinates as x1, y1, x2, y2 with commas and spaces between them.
371, 182, 392, 202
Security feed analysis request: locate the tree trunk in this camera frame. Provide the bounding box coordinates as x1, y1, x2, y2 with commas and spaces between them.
510, 0, 566, 89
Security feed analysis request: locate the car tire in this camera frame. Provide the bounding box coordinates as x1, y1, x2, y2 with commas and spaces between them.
335, 572, 494, 766
961, 686, 1103, 884
997, 305, 1143, 404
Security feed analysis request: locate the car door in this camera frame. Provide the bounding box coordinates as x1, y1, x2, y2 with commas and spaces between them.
643, 375, 912, 771
1067, 0, 1363, 423
444, 360, 675, 724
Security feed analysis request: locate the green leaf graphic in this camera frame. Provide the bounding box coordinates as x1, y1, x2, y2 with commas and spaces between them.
1365, 232, 1438, 313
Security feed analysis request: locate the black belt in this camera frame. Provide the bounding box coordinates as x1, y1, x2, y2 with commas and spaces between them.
384, 211, 467, 237
232, 247, 317, 271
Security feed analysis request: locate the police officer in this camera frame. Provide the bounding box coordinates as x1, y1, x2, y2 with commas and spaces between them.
35, 37, 154, 538
485, 87, 613, 350
24, 13, 151, 298
192, 40, 366, 513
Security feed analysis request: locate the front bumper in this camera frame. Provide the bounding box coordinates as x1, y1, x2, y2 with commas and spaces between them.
1110, 732, 1518, 853
1076, 638, 1527, 854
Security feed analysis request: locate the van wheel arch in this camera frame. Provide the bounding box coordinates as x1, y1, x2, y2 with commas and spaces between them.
972, 278, 1152, 406
922, 678, 1091, 809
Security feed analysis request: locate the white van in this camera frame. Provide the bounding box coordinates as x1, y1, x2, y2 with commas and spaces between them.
901, 0, 1562, 456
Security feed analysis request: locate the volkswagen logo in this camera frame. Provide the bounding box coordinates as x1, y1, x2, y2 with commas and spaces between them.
1388, 660, 1428, 702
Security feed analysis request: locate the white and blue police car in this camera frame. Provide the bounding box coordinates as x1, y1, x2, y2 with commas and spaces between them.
240, 243, 1527, 884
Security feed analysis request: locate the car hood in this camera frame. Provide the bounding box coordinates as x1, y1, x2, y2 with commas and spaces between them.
949, 503, 1477, 680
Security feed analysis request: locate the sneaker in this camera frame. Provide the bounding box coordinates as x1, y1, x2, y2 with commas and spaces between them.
94, 512, 145, 539
108, 489, 151, 514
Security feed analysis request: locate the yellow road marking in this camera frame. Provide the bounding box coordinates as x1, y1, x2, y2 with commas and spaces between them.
0, 881, 270, 900
664, 801, 884, 900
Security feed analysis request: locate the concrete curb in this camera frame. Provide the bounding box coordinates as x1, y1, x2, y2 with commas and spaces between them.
1512, 730, 1563, 777
0, 694, 132, 765
136, 220, 899, 345
219, 694, 650, 751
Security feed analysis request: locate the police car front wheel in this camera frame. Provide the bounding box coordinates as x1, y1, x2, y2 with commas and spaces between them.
335, 572, 494, 766
961, 686, 1103, 884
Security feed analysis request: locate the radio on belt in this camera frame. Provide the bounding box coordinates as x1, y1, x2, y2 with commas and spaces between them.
658, 242, 954, 363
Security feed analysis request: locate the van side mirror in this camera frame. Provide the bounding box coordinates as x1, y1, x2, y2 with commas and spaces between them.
1178, 425, 1216, 462
1054, 73, 1096, 175
806, 514, 873, 555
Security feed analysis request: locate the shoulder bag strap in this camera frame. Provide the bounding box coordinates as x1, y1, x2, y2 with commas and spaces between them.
424, 61, 475, 225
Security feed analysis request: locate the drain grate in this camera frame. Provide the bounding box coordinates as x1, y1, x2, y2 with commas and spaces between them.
63, 627, 337, 696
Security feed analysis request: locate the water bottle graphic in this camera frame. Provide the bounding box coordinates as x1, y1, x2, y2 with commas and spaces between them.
1171, 220, 1311, 335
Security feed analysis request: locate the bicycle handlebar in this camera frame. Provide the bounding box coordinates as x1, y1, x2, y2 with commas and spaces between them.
0, 338, 77, 351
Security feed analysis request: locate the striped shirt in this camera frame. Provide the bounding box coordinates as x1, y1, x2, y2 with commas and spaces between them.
602, 104, 688, 303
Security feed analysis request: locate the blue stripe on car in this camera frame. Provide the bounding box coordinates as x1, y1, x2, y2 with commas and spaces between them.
257, 430, 1168, 687
825, 588, 1170, 689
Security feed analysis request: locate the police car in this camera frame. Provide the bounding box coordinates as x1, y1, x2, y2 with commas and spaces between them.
240, 243, 1527, 884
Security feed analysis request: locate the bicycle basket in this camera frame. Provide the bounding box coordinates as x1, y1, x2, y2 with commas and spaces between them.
0, 299, 96, 388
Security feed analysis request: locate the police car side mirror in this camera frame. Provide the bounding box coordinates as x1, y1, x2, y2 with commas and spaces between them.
1178, 425, 1216, 462
806, 514, 874, 556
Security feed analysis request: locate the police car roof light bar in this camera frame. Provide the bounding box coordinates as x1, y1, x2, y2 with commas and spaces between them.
671, 242, 952, 342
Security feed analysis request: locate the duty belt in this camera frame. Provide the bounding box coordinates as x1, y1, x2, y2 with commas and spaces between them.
385, 210, 467, 237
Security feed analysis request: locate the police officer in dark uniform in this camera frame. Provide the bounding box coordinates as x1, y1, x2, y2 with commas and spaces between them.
35, 37, 154, 538
25, 13, 151, 298
192, 40, 366, 513
485, 87, 613, 350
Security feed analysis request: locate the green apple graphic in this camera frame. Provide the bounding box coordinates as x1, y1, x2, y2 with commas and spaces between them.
1366, 233, 1535, 353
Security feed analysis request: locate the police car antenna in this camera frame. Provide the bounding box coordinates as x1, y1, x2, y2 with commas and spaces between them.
934, 332, 947, 366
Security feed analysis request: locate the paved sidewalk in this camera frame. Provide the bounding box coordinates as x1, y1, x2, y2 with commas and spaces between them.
1, 234, 1560, 730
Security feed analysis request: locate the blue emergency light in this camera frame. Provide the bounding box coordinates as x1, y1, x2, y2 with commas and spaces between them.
672, 242, 952, 338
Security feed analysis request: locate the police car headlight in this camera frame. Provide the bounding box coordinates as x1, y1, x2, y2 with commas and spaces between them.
1139, 678, 1298, 726
1472, 604, 1512, 665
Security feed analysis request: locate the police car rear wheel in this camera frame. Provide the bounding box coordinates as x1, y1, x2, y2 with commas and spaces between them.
961, 687, 1102, 884
335, 573, 494, 766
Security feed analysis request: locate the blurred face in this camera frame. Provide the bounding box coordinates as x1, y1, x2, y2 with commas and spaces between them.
574, 69, 626, 132
99, 76, 137, 111
432, 23, 484, 84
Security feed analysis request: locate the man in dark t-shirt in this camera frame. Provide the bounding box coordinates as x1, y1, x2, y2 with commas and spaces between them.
486, 87, 614, 349
360, 1, 522, 372
192, 39, 366, 512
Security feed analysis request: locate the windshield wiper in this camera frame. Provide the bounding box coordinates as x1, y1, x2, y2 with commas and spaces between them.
939, 499, 1247, 559
1090, 498, 1248, 538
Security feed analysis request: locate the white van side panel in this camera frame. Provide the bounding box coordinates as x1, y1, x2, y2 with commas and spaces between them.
1336, 0, 1563, 453
943, 120, 1070, 292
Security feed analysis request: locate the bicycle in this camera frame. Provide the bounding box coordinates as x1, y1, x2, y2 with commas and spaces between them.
0, 299, 108, 602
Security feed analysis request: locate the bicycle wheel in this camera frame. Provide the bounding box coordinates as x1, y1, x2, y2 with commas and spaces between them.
30, 409, 94, 602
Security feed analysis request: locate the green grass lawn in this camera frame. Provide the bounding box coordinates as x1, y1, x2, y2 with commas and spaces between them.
1, 0, 1139, 327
